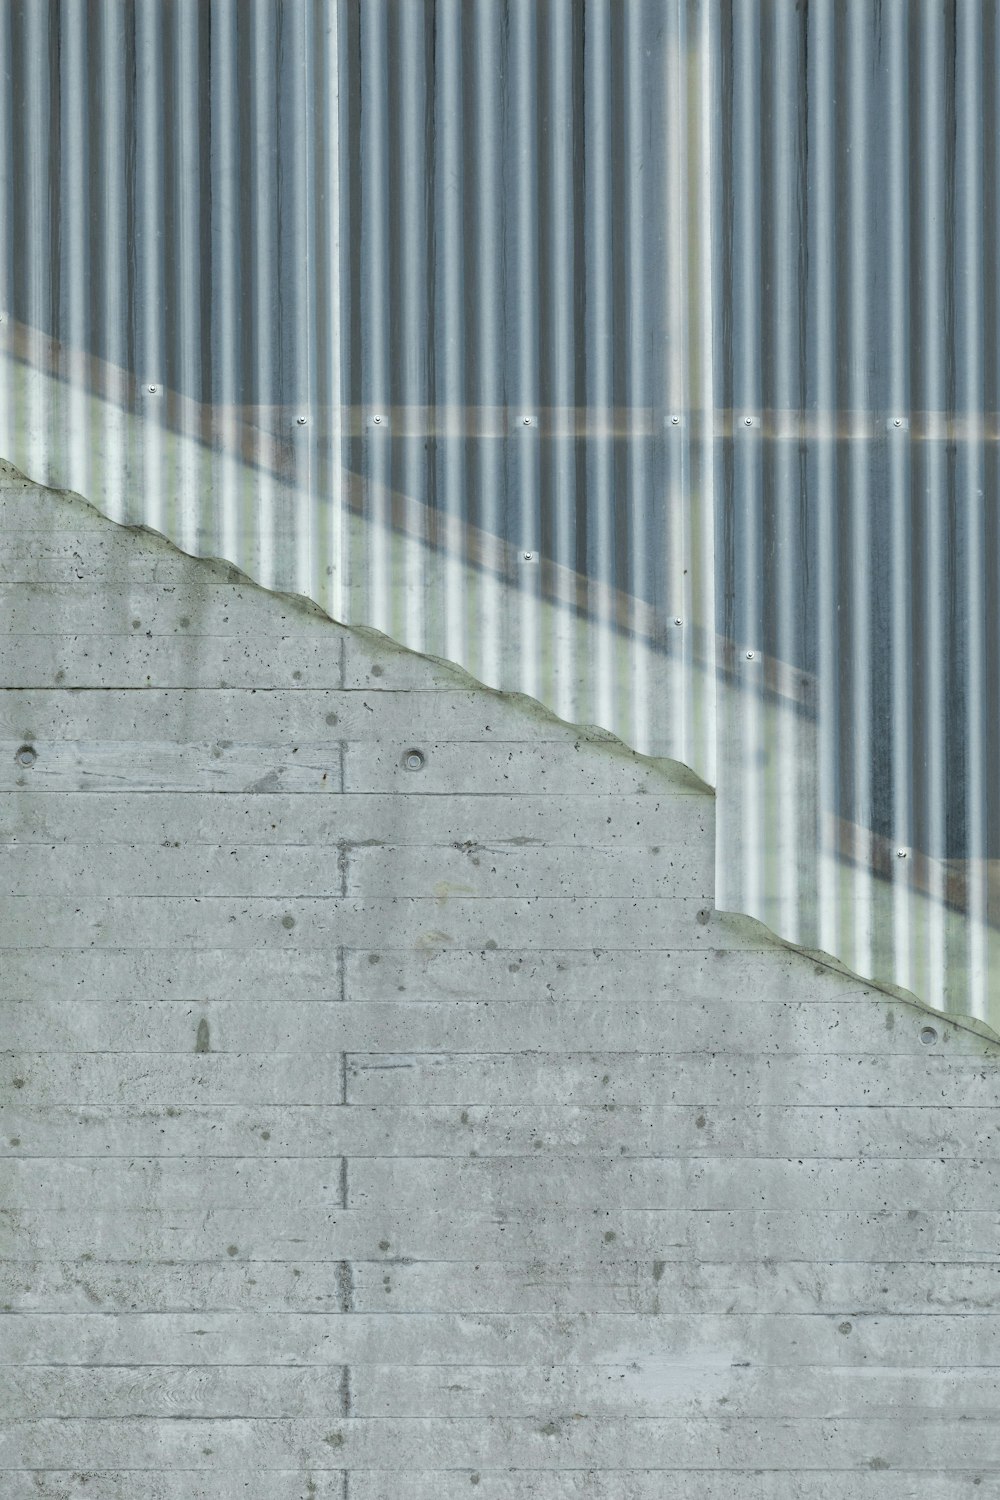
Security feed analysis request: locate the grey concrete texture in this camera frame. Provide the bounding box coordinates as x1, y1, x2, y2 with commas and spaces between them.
1, 468, 999, 1495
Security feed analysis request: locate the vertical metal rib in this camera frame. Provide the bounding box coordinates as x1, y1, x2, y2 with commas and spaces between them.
60, 0, 89, 503
22, 0, 52, 483
135, 0, 165, 536
664, 0, 690, 757
295, 0, 319, 597
209, 0, 240, 565
884, 0, 914, 996
0, 2, 10, 464
248, 0, 278, 587
956, 0, 987, 1017
725, 0, 763, 918
693, 0, 718, 783
435, 0, 467, 666
623, 0, 650, 754
395, 0, 428, 651
582, 0, 614, 730
808, 0, 839, 963
543, 0, 578, 726
359, 0, 390, 634
318, 0, 344, 623
172, 0, 201, 553
511, 0, 540, 703
919, 0, 948, 1005
845, 2, 874, 980
470, 0, 504, 689
97, 0, 128, 525
767, 0, 800, 937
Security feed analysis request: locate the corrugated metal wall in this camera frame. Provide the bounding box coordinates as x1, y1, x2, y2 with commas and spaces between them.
1, 0, 997, 1029
714, 0, 1000, 1023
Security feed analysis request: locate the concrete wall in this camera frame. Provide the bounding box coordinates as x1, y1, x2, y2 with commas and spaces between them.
2, 465, 999, 1498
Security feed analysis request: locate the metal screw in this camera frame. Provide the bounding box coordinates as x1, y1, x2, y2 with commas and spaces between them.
744, 416, 753, 427
670, 415, 680, 426
15, 744, 36, 768
296, 415, 307, 426
892, 418, 902, 428
372, 414, 383, 424
147, 385, 157, 394
674, 617, 682, 626
523, 551, 534, 562
403, 749, 425, 772
896, 848, 908, 859
746, 650, 755, 660
522, 416, 533, 426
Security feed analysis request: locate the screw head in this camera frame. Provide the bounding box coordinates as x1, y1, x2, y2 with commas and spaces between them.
893, 417, 902, 428
522, 416, 533, 426
896, 848, 908, 859
15, 744, 36, 767
744, 416, 753, 427
372, 414, 383, 425
670, 415, 680, 425
674, 617, 682, 626
746, 650, 755, 660
147, 385, 157, 394
296, 415, 307, 426
523, 551, 533, 561
403, 749, 425, 772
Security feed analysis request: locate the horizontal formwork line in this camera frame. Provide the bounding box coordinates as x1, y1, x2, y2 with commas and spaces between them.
11, 1360, 1000, 1369
0, 687, 414, 693
0, 892, 695, 899
0, 837, 682, 844
5, 1380, 1000, 1392
8, 1208, 1000, 1220
0, 1001, 904, 1011
7, 1101, 997, 1110
2, 1049, 962, 1061
10, 1314, 996, 1323
0, 948, 750, 955
0, 737, 590, 745
0, 1253, 987, 1264
0, 635, 350, 642
0, 999, 885, 1008
0, 1417, 999, 1434
0, 1471, 975, 1478
0, 894, 719, 906
0, 791, 680, 798
6, 1152, 996, 1163
0, 1256, 991, 1268
2, 1061, 974, 1073
1, 1468, 993, 1475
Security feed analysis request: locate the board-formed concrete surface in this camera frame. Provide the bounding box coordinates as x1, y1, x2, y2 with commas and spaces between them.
2, 465, 999, 1498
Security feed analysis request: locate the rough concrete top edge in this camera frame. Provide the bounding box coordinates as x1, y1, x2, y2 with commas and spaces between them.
0, 459, 710, 793
7, 457, 996, 1052
711, 905, 1000, 1050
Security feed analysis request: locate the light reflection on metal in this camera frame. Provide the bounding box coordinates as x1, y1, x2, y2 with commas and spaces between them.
0, 0, 997, 1031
